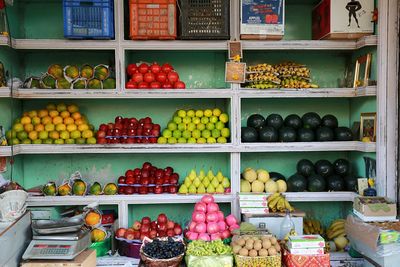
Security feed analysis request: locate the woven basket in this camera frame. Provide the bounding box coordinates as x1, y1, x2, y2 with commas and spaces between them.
139, 237, 185, 267
235, 254, 281, 267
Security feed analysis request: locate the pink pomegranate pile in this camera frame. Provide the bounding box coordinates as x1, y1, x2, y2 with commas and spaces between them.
185, 194, 239, 241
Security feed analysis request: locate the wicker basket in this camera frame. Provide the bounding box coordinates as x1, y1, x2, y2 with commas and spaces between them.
234, 254, 281, 267
139, 237, 185, 267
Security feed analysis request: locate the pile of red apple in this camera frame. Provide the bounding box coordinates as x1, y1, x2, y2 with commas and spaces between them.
96, 116, 160, 144
115, 213, 183, 241
117, 162, 179, 195
125, 62, 185, 90
185, 194, 239, 241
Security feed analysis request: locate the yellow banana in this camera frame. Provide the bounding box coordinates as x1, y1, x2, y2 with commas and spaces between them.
268, 193, 280, 202
283, 198, 294, 212
328, 228, 346, 240
311, 220, 319, 231
277, 197, 285, 212
268, 194, 281, 209
328, 223, 345, 234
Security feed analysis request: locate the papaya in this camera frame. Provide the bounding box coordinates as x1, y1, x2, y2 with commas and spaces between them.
72, 179, 87, 196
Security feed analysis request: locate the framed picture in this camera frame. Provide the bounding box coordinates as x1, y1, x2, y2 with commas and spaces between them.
353, 53, 372, 88
360, 112, 376, 141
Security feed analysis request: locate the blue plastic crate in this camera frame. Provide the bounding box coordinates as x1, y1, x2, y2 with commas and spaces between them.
63, 0, 114, 39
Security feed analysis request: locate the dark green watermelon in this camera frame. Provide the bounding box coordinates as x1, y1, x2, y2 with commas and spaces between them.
247, 114, 265, 130
344, 176, 358, 192
308, 174, 326, 192
302, 112, 321, 130
297, 159, 315, 177
315, 160, 334, 177
258, 126, 278, 142
321, 114, 338, 129
279, 127, 297, 142
241, 127, 258, 142
334, 159, 350, 176
269, 172, 286, 181
316, 127, 334, 141
327, 175, 345, 191
287, 174, 307, 192
284, 114, 302, 130
297, 128, 315, 142
266, 114, 284, 129
335, 127, 353, 141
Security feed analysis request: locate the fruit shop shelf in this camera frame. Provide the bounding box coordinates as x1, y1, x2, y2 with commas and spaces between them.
238, 86, 377, 98
26, 194, 234, 206
11, 38, 117, 50
0, 146, 12, 157
279, 192, 357, 202
242, 35, 377, 50
0, 36, 10, 47
0, 87, 11, 98
11, 144, 235, 154
121, 40, 228, 51
12, 88, 233, 99
239, 141, 376, 152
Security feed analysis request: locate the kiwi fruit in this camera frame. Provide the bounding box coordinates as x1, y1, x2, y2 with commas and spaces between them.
239, 248, 249, 256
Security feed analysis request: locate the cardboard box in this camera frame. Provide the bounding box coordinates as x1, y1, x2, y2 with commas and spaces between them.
289, 247, 325, 255
241, 207, 269, 214
239, 200, 268, 208
354, 196, 397, 218
239, 193, 268, 201
288, 235, 325, 249
240, 0, 284, 40
312, 0, 374, 40
243, 214, 303, 238
21, 249, 96, 267
283, 248, 330, 267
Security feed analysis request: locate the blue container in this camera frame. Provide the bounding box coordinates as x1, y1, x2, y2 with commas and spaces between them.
63, 0, 114, 39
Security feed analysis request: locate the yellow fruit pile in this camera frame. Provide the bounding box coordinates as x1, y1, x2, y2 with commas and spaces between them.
303, 218, 324, 235
267, 193, 294, 213
240, 168, 287, 193
326, 219, 349, 252
6, 103, 96, 145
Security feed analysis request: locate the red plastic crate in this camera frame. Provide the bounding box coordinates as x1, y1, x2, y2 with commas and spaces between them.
129, 0, 177, 40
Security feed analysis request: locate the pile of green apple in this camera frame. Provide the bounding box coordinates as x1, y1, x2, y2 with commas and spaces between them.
178, 169, 230, 194
157, 108, 230, 144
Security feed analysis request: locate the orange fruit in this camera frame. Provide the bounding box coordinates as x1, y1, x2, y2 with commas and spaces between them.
60, 111, 71, 118
91, 228, 106, 242
64, 117, 75, 125
53, 116, 63, 125
78, 124, 89, 131
55, 123, 67, 131
21, 116, 32, 125
74, 118, 84, 126
46, 103, 57, 111
32, 116, 41, 125
41, 116, 52, 125
24, 123, 34, 132
28, 110, 38, 118
67, 104, 79, 113
23, 112, 29, 117
34, 124, 45, 132
28, 131, 38, 140
82, 130, 93, 138
49, 110, 59, 118
85, 212, 101, 226
38, 109, 49, 118
57, 103, 67, 112
71, 112, 82, 120
44, 123, 55, 132
67, 124, 77, 132
49, 131, 60, 140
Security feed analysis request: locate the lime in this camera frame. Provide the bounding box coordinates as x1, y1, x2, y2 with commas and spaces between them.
158, 137, 167, 144
204, 109, 212, 117
221, 128, 230, 138
173, 116, 182, 124
167, 122, 177, 131
202, 129, 211, 139
162, 129, 172, 138
219, 113, 229, 123
187, 110, 195, 117
217, 136, 227, 144
178, 137, 187, 143
206, 123, 215, 130
172, 130, 182, 139
197, 137, 206, 144
195, 110, 204, 118
177, 110, 186, 118
200, 117, 209, 124
168, 137, 177, 144
196, 123, 205, 131
213, 108, 222, 117
207, 137, 217, 144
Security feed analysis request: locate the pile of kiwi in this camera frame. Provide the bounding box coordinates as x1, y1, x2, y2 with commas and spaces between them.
231, 235, 281, 257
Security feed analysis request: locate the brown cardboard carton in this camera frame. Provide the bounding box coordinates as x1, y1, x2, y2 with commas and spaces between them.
20, 249, 96, 267
354, 196, 397, 217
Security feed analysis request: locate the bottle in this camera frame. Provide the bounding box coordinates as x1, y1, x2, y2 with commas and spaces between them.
280, 209, 295, 240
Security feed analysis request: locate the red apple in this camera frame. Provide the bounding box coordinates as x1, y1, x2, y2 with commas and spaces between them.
129, 118, 138, 124
151, 221, 157, 229
117, 187, 124, 194
138, 81, 149, 89
167, 229, 175, 237
144, 72, 155, 83
143, 117, 152, 124
162, 82, 173, 89
161, 63, 174, 73
125, 170, 134, 178
124, 186, 134, 194
140, 223, 150, 234
154, 185, 163, 194
124, 229, 135, 240
150, 63, 161, 74
114, 122, 123, 130
127, 64, 138, 76
96, 131, 106, 139
99, 124, 108, 131
174, 81, 186, 89
169, 173, 179, 184
167, 71, 179, 83
107, 123, 114, 129
155, 169, 164, 178
142, 162, 152, 170
173, 224, 182, 235
157, 223, 167, 231
168, 185, 178, 194
115, 116, 123, 123
140, 233, 149, 240
157, 213, 168, 224
167, 220, 175, 230
115, 228, 127, 238
139, 186, 148, 194
126, 137, 135, 144
97, 137, 107, 144
126, 81, 137, 89
150, 82, 161, 89
155, 177, 164, 185
149, 229, 157, 239
133, 168, 141, 175
158, 230, 166, 237
164, 167, 173, 176
133, 230, 141, 239
132, 221, 141, 230
141, 216, 151, 225
148, 187, 154, 194
125, 176, 135, 185
118, 176, 126, 184
156, 72, 167, 83
138, 63, 149, 74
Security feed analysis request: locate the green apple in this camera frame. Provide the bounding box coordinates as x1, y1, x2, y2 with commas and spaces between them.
206, 123, 215, 130
207, 137, 217, 144
213, 108, 222, 117
187, 123, 196, 131
173, 116, 182, 124
6, 130, 17, 139
173, 130, 182, 138
215, 121, 225, 130
17, 131, 28, 141
182, 130, 191, 139
43, 138, 53, 144
167, 122, 177, 131
60, 130, 70, 140
22, 139, 31, 144
187, 138, 197, 144
187, 110, 195, 117
204, 109, 212, 117
196, 123, 205, 131
178, 137, 187, 143
221, 128, 230, 137
158, 137, 167, 144
192, 117, 201, 125
200, 117, 209, 124
195, 110, 204, 117
39, 131, 49, 140
182, 116, 191, 124
76, 138, 86, 144
33, 139, 42, 144
197, 137, 206, 144
70, 130, 81, 139
168, 137, 177, 144
192, 129, 201, 139
177, 109, 186, 118
201, 129, 211, 139
212, 129, 221, 138
86, 137, 97, 144
162, 129, 172, 138
209, 116, 218, 124
178, 123, 186, 131
219, 113, 229, 123
217, 136, 227, 143
54, 139, 64, 144
65, 138, 75, 144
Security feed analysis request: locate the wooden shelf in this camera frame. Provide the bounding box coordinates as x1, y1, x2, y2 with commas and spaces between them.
240, 142, 376, 153
27, 194, 234, 206
121, 40, 228, 50
239, 86, 377, 98
13, 39, 117, 50
0, 146, 12, 157
12, 88, 232, 99
0, 87, 11, 98
242, 35, 378, 50
0, 36, 10, 47
280, 192, 357, 202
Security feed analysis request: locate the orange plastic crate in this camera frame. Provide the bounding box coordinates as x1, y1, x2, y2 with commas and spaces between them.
129, 0, 177, 40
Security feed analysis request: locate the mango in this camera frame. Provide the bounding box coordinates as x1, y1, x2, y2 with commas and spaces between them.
72, 179, 87, 196
58, 183, 72, 196
48, 64, 64, 79
102, 77, 116, 89
73, 79, 87, 89
40, 74, 56, 89
64, 65, 79, 81
89, 182, 102, 195
103, 183, 117, 195
94, 65, 109, 81
56, 78, 71, 89
87, 78, 102, 89
42, 182, 57, 196
80, 64, 94, 79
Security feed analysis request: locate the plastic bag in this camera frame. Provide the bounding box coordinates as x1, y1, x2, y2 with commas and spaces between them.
185, 255, 233, 267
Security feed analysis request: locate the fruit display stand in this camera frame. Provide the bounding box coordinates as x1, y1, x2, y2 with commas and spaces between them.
0, 0, 398, 265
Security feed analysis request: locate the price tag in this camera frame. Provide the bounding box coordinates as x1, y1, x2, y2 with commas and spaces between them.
357, 178, 369, 196
225, 62, 246, 84
228, 41, 242, 60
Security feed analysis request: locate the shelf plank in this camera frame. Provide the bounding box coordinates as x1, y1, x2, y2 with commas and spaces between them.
13, 88, 232, 99
242, 35, 377, 50
0, 87, 11, 98
0, 146, 12, 157
239, 86, 377, 98
0, 36, 10, 47
13, 39, 117, 50
121, 40, 228, 50
240, 142, 376, 152
26, 194, 234, 206
280, 192, 357, 202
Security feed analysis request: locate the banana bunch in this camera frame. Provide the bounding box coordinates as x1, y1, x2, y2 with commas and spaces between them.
267, 193, 294, 213
284, 228, 298, 242
247, 72, 281, 84
280, 78, 319, 89
245, 81, 280, 89
326, 219, 346, 240
275, 62, 311, 78
303, 218, 324, 235
247, 63, 276, 73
